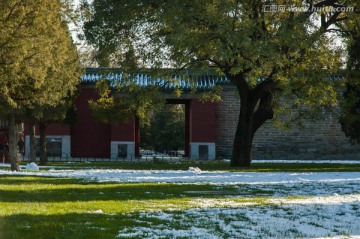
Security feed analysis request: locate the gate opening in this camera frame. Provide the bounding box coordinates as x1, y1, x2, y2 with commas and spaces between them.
140, 103, 186, 159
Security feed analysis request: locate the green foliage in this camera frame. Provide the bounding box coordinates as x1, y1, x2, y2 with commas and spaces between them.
339, 75, 360, 144
348, 35, 360, 70
0, 0, 82, 170
338, 1, 360, 70
82, 0, 359, 165
89, 78, 165, 124
0, 0, 78, 113
29, 15, 82, 124
82, 0, 358, 114
0, 0, 82, 119
339, 17, 360, 144
199, 85, 223, 103
140, 104, 185, 153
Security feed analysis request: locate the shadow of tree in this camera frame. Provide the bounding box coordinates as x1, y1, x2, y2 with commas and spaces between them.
0, 213, 125, 239
0, 175, 275, 204
0, 175, 83, 185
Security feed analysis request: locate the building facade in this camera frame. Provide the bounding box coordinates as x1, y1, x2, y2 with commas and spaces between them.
23, 69, 360, 161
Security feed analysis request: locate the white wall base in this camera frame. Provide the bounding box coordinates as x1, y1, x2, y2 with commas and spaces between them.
190, 142, 216, 160
25, 135, 71, 158
110, 141, 135, 160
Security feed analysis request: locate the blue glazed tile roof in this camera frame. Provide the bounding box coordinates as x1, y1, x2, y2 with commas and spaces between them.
80, 68, 346, 90
80, 68, 229, 90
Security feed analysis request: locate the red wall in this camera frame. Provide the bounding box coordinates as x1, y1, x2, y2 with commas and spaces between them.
111, 121, 135, 141
70, 87, 111, 158
22, 88, 219, 158
24, 123, 70, 136
190, 100, 216, 142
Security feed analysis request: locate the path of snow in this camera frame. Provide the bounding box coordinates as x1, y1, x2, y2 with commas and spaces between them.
1, 166, 359, 185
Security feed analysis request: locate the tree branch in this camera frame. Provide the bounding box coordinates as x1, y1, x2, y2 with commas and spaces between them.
252, 90, 275, 136
314, 0, 337, 8
321, 11, 342, 32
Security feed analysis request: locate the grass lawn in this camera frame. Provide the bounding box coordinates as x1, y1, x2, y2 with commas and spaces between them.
0, 162, 359, 238
0, 176, 265, 239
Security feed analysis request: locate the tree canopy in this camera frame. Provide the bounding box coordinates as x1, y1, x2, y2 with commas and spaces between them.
339, 16, 360, 144
0, 0, 76, 112
0, 0, 81, 170
340, 75, 360, 144
83, 0, 359, 166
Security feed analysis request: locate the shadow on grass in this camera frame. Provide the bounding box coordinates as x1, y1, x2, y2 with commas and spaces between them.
0, 175, 84, 185
0, 176, 274, 203
0, 213, 126, 239
1, 201, 360, 239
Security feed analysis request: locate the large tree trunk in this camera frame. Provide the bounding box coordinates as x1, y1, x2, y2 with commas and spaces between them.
231, 91, 256, 167
8, 114, 21, 171
29, 120, 36, 163
231, 80, 276, 167
39, 122, 47, 166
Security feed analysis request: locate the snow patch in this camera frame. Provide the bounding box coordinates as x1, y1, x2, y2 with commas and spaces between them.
25, 162, 39, 171
188, 167, 202, 174
89, 209, 104, 214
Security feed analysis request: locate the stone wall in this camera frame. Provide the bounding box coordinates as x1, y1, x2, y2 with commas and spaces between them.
215, 84, 360, 160
215, 85, 240, 159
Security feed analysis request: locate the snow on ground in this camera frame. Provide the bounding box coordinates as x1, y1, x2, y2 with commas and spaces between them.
1, 163, 360, 238
1, 166, 359, 186
117, 195, 360, 239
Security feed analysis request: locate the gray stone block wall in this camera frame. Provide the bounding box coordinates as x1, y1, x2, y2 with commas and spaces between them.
215, 85, 240, 159
215, 85, 360, 160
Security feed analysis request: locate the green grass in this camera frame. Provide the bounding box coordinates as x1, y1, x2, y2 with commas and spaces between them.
0, 176, 270, 239
0, 162, 359, 238
14, 160, 360, 172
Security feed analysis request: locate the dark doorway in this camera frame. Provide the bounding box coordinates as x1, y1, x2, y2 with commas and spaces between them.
137, 100, 190, 158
